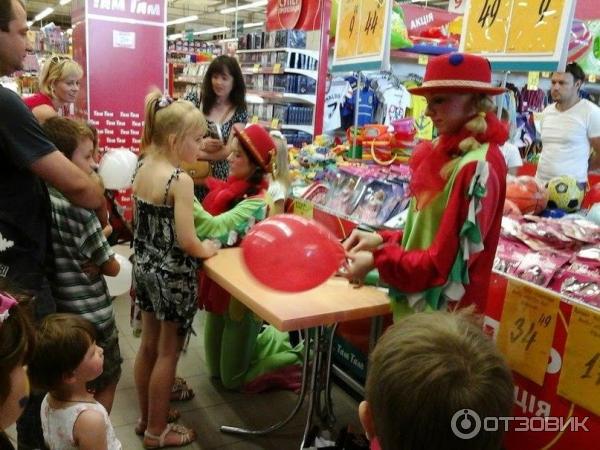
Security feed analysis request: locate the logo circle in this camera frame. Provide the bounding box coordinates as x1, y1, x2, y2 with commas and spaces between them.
451, 409, 482, 440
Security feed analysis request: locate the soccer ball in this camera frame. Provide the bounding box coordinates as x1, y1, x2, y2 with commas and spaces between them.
546, 176, 585, 212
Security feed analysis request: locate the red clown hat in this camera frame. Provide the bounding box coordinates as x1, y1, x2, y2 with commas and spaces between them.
233, 124, 276, 172
408, 53, 506, 96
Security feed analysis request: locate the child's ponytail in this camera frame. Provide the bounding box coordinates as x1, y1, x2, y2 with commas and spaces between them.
142, 89, 163, 151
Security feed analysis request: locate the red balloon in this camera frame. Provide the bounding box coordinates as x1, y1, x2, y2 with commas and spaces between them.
241, 214, 345, 292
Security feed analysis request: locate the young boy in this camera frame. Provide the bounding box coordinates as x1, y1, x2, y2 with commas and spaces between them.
42, 117, 122, 413
359, 310, 514, 450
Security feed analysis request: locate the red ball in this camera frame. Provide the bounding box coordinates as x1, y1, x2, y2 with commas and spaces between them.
241, 214, 345, 292
582, 183, 600, 209
505, 176, 548, 215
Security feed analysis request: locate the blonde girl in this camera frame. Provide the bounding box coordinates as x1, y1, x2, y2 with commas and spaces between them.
267, 131, 290, 215
24, 56, 83, 123
132, 90, 218, 448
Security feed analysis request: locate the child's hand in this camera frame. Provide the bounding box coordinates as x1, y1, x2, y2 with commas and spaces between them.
201, 239, 219, 258
203, 138, 224, 153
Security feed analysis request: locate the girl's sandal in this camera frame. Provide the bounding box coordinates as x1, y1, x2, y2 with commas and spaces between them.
143, 423, 196, 449
135, 409, 181, 436
171, 377, 195, 402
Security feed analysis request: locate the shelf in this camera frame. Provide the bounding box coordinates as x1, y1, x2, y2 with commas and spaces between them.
174, 76, 203, 83
242, 67, 318, 80
236, 47, 319, 59
281, 124, 313, 134
246, 90, 316, 104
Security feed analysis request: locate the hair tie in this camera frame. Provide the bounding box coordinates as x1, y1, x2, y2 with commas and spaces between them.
157, 94, 174, 110
0, 292, 17, 323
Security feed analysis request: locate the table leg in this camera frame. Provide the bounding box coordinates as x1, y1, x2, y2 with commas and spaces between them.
300, 326, 322, 449
219, 328, 312, 436
320, 323, 337, 426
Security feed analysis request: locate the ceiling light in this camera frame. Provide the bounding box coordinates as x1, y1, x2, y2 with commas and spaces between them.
194, 26, 230, 35
243, 21, 264, 29
27, 20, 33, 27
168, 33, 183, 40
34, 7, 54, 22
166, 15, 198, 26
59, 0, 72, 5
220, 0, 267, 15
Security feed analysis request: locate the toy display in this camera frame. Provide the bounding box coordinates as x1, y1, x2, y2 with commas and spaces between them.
351, 180, 407, 226
505, 176, 548, 215
546, 175, 585, 212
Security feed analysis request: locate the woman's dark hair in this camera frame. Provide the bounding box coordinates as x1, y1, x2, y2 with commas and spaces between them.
201, 55, 247, 116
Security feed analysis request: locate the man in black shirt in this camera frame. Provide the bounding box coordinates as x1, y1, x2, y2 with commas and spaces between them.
0, 1, 104, 448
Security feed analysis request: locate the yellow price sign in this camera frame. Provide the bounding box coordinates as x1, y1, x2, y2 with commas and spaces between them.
464, 0, 512, 54
293, 198, 314, 219
357, 0, 386, 56
589, 74, 597, 83
418, 54, 429, 65
497, 280, 560, 385
273, 63, 281, 74
251, 116, 259, 124
252, 63, 260, 73
335, 0, 361, 59
557, 305, 600, 417
270, 118, 279, 129
506, 0, 566, 54
527, 71, 540, 90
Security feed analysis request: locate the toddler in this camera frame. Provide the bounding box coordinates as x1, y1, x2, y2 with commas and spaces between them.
28, 313, 121, 450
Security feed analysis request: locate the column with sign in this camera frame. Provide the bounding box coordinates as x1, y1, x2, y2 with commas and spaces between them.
496, 281, 560, 385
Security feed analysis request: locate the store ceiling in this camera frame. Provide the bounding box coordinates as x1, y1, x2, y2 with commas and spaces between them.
25, 0, 451, 34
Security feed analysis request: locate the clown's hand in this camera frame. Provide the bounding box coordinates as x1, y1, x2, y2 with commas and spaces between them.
342, 229, 383, 253
343, 251, 375, 286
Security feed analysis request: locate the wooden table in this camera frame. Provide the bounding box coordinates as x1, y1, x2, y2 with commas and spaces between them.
203, 248, 390, 449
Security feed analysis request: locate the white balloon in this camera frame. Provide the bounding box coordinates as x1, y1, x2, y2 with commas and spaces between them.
104, 253, 132, 297
98, 149, 138, 190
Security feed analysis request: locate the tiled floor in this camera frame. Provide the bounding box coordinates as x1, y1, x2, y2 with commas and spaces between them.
9, 245, 363, 450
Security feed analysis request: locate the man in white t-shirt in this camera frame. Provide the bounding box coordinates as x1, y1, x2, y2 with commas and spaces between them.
536, 63, 600, 185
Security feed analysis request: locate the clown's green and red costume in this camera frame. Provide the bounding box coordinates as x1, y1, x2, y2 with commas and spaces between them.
373, 113, 507, 318
194, 177, 302, 391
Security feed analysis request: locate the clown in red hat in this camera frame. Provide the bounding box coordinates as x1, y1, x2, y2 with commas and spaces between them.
343, 52, 509, 318
191, 124, 300, 391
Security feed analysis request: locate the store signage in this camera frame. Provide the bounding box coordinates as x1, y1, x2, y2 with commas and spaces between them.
557, 304, 600, 417
89, 0, 165, 22
460, 0, 576, 71
266, 0, 322, 31
400, 4, 459, 35
496, 280, 560, 386
331, 0, 392, 72
448, 0, 466, 14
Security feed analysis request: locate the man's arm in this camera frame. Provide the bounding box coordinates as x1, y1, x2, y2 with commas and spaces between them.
30, 151, 103, 209
589, 136, 600, 171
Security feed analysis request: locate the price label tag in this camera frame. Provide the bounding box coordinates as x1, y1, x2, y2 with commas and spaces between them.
527, 71, 540, 90
557, 304, 600, 417
357, 0, 385, 55
497, 280, 560, 385
253, 63, 260, 73
418, 54, 429, 65
273, 63, 281, 74
589, 74, 597, 83
541, 71, 551, 78
251, 115, 259, 124
270, 118, 279, 129
335, 0, 361, 59
293, 198, 314, 219
463, 0, 512, 53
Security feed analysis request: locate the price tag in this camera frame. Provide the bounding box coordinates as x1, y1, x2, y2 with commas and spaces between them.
335, 0, 361, 59
253, 63, 260, 73
271, 118, 279, 129
418, 54, 429, 65
527, 71, 540, 90
273, 63, 281, 74
541, 71, 551, 78
589, 74, 597, 83
463, 0, 512, 53
251, 116, 259, 124
293, 198, 314, 219
557, 304, 600, 417
357, 0, 386, 55
497, 280, 560, 385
